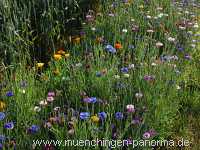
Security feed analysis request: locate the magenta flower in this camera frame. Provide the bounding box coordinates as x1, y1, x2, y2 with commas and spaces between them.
48, 91, 55, 97
144, 75, 155, 81
126, 104, 135, 113
143, 132, 151, 139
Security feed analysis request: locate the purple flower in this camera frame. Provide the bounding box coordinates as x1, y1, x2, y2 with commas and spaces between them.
47, 91, 55, 97
184, 54, 192, 60
86, 14, 94, 22
80, 31, 86, 36
98, 112, 107, 120
126, 105, 135, 113
115, 112, 123, 120
83, 97, 97, 103
105, 45, 116, 53
80, 112, 90, 120
0, 135, 5, 143
0, 112, 5, 121
148, 129, 157, 137
121, 67, 129, 73
6, 91, 14, 97
132, 117, 141, 125
143, 131, 151, 139
28, 125, 40, 134
4, 122, 14, 129
176, 44, 184, 51
0, 143, 2, 149
144, 75, 155, 81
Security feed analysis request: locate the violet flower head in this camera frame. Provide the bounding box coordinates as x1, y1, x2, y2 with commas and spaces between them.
0, 135, 5, 143
0, 112, 5, 121
148, 129, 157, 137
126, 104, 135, 113
144, 75, 155, 81
132, 117, 142, 125
6, 91, 14, 97
28, 125, 40, 134
47, 91, 55, 97
105, 45, 116, 54
4, 122, 14, 130
115, 112, 123, 120
98, 112, 107, 121
184, 54, 192, 60
143, 131, 151, 139
83, 97, 97, 104
86, 14, 94, 22
80, 112, 90, 120
121, 67, 129, 73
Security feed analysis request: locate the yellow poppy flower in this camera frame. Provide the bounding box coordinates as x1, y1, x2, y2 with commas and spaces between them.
0, 101, 6, 111
91, 115, 100, 123
37, 63, 45, 69
53, 54, 62, 61
64, 53, 70, 58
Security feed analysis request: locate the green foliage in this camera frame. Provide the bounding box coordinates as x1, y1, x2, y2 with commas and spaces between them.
0, 0, 199, 149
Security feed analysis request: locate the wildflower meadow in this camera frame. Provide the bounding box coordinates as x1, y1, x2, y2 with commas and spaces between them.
0, 0, 200, 149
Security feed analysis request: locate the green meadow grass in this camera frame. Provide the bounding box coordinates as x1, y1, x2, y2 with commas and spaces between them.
0, 0, 199, 149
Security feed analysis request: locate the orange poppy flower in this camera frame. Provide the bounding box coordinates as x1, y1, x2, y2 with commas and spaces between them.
115, 42, 123, 49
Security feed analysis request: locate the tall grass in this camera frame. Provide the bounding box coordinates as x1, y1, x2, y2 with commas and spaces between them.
0, 0, 199, 149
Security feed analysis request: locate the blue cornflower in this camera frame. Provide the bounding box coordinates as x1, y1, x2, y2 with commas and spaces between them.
121, 67, 129, 73
115, 112, 123, 120
176, 44, 184, 52
89, 97, 97, 103
4, 122, 14, 129
0, 112, 5, 121
105, 45, 116, 54
80, 112, 90, 120
28, 125, 40, 134
0, 135, 5, 143
6, 91, 14, 97
83, 97, 97, 103
98, 112, 107, 120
